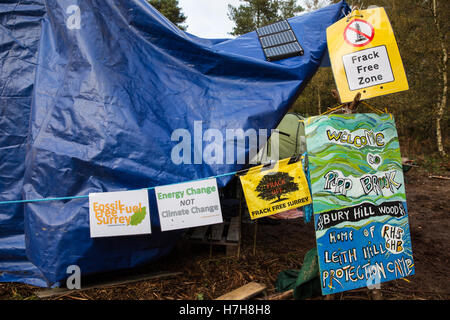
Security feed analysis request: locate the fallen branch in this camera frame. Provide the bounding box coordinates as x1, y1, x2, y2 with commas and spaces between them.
429, 175, 450, 180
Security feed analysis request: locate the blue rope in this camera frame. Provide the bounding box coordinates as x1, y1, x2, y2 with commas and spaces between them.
0, 170, 238, 205
0, 195, 89, 205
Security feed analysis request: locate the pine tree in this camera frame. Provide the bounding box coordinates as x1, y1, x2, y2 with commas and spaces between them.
148, 0, 187, 30
228, 0, 304, 36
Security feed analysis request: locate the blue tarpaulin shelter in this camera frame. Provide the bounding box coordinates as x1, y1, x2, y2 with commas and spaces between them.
0, 0, 350, 287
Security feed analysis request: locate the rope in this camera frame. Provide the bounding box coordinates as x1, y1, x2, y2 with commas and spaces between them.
360, 101, 386, 114
0, 171, 238, 205
0, 156, 304, 205
320, 104, 346, 116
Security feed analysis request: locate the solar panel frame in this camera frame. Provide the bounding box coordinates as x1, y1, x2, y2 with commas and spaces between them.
256, 20, 304, 62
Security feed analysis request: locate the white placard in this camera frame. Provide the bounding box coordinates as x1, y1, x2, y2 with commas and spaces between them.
155, 178, 223, 231
89, 189, 151, 238
342, 45, 394, 91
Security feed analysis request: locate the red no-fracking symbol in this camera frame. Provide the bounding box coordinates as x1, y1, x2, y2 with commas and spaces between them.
344, 19, 375, 47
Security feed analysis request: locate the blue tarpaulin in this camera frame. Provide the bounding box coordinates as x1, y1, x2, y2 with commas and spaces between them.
0, 0, 349, 287
0, 0, 47, 287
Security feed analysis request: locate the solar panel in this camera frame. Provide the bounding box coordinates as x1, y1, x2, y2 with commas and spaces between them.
256, 20, 304, 62
256, 20, 290, 37
263, 42, 303, 61
259, 30, 297, 49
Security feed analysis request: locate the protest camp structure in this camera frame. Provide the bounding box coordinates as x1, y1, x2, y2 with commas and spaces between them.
0, 0, 350, 286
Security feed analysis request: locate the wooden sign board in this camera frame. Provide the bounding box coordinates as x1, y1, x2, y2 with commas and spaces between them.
305, 113, 415, 295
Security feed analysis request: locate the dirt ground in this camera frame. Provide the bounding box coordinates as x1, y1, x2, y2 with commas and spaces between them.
0, 165, 449, 300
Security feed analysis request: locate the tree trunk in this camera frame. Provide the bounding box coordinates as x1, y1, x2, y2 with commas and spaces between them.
431, 0, 448, 157
317, 86, 321, 115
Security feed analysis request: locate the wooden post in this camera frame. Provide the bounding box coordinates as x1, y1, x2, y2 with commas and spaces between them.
331, 90, 361, 114
253, 219, 258, 255
209, 239, 213, 258
369, 288, 383, 300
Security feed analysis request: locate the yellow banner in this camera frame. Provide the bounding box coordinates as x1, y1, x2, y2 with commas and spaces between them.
240, 158, 311, 220
327, 7, 408, 103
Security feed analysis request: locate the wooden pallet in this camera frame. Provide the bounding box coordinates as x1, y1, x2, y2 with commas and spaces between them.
185, 216, 241, 256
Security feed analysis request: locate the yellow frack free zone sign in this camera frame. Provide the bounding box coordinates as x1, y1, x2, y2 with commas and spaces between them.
240, 158, 311, 220
327, 7, 408, 103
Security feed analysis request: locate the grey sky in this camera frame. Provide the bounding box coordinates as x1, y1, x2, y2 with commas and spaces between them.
178, 0, 241, 39
177, 1, 316, 39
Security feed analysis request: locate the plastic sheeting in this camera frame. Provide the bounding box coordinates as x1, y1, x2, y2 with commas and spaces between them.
0, 0, 47, 287
1, 0, 350, 286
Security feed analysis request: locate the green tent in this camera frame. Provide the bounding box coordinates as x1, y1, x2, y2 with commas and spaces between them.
253, 112, 306, 164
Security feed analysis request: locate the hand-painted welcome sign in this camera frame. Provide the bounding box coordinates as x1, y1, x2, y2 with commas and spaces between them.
305, 113, 414, 295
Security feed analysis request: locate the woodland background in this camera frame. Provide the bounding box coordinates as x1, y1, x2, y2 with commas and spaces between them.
149, 0, 449, 167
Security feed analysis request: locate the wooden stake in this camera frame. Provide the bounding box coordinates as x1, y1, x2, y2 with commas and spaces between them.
238, 185, 242, 259
369, 288, 383, 300
253, 219, 258, 255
